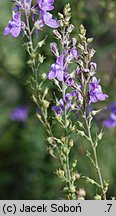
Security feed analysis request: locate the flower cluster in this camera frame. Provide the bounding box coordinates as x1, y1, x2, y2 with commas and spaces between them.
52, 92, 79, 115
10, 105, 28, 122
4, 11, 25, 38
103, 102, 116, 128
48, 26, 108, 117
4, 1, 112, 200
89, 77, 108, 103
4, 0, 59, 38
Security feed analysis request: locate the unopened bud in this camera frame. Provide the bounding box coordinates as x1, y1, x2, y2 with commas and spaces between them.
94, 194, 101, 200
53, 30, 61, 39
50, 42, 59, 57
69, 139, 74, 148
32, 95, 38, 104
56, 169, 64, 177
67, 24, 74, 33
41, 73, 47, 80
90, 62, 97, 71
58, 13, 64, 19
75, 172, 80, 180
44, 88, 49, 97
36, 113, 42, 121
41, 100, 50, 108
77, 188, 86, 197
47, 137, 54, 145
69, 185, 76, 193
72, 159, 77, 168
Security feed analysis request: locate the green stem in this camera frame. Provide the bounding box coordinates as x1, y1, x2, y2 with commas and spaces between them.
61, 29, 75, 199
24, 1, 37, 81
81, 40, 106, 200
85, 119, 106, 200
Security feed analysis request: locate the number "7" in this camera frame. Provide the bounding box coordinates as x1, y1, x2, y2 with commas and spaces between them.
107, 204, 112, 212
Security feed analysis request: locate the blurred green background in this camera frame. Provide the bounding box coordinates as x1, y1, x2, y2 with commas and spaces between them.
0, 0, 116, 199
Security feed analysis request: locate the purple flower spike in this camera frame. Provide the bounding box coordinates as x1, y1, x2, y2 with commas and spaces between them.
10, 106, 28, 122
103, 102, 116, 128
89, 77, 108, 103
4, 12, 25, 38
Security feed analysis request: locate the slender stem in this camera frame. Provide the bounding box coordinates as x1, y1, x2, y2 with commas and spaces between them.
80, 39, 106, 199
85, 118, 106, 200
61, 29, 71, 185
42, 108, 65, 169
24, 1, 37, 81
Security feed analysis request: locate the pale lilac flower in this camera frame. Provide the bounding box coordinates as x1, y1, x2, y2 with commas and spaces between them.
35, 0, 59, 29
89, 77, 108, 103
50, 42, 59, 57
103, 102, 116, 128
52, 92, 80, 115
38, 0, 54, 11
68, 47, 79, 61
24, 0, 32, 11
48, 55, 65, 81
48, 48, 79, 82
14, 0, 32, 11
52, 93, 73, 115
4, 12, 25, 38
36, 10, 59, 29
10, 106, 28, 122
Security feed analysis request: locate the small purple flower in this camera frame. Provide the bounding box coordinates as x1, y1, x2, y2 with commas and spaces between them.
52, 93, 73, 115
103, 102, 116, 128
38, 0, 54, 11
89, 77, 108, 103
35, 0, 59, 29
68, 47, 79, 61
48, 54, 66, 81
14, 0, 32, 11
41, 11, 59, 28
4, 12, 25, 38
64, 72, 75, 87
52, 92, 80, 115
10, 106, 28, 122
36, 10, 59, 29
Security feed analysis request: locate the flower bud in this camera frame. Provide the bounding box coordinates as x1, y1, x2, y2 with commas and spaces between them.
47, 137, 54, 145
36, 113, 42, 121
69, 185, 76, 193
41, 100, 50, 108
44, 88, 49, 97
58, 13, 64, 19
72, 159, 77, 168
41, 73, 47, 81
75, 172, 80, 180
94, 194, 101, 200
77, 188, 86, 197
69, 139, 74, 148
90, 62, 97, 71
67, 24, 74, 33
56, 169, 64, 177
53, 30, 61, 40
50, 42, 59, 57
32, 95, 38, 104
78, 197, 84, 200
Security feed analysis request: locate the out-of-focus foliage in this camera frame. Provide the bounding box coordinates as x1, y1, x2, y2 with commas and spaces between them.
0, 0, 116, 199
